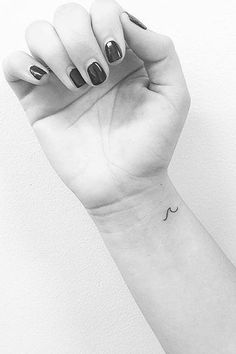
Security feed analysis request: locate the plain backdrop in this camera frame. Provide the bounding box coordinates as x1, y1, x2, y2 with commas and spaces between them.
1, 0, 236, 353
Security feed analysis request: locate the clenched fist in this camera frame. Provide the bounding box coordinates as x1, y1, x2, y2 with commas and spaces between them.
3, 0, 190, 213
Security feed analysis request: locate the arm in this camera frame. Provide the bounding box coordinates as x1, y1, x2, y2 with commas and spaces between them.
3, 1, 236, 353
89, 173, 236, 354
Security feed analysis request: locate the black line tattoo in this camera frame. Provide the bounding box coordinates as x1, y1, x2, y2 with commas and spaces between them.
163, 206, 179, 221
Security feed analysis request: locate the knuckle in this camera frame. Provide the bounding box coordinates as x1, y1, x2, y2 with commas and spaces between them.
162, 35, 175, 52
90, 0, 122, 19
25, 20, 52, 40
54, 2, 76, 15
3, 50, 22, 66
2, 51, 24, 78
54, 2, 87, 19
91, 0, 119, 11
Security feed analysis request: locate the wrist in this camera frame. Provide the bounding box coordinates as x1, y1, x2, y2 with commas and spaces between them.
87, 170, 181, 236
87, 170, 188, 277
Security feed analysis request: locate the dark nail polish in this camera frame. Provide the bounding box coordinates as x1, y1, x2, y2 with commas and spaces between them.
105, 41, 122, 63
30, 65, 47, 80
125, 12, 147, 30
87, 62, 107, 85
69, 68, 86, 88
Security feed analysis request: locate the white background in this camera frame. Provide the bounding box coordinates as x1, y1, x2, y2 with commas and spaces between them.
1, 0, 236, 353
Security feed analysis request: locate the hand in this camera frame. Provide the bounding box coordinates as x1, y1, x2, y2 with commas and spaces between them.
3, 0, 190, 214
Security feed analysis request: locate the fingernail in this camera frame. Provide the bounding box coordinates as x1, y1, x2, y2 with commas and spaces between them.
105, 41, 122, 63
87, 62, 107, 85
30, 65, 47, 80
125, 12, 147, 30
69, 68, 86, 88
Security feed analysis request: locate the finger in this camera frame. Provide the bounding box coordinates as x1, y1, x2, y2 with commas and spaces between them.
90, 0, 125, 65
2, 50, 49, 99
120, 12, 187, 92
53, 3, 109, 86
25, 20, 86, 91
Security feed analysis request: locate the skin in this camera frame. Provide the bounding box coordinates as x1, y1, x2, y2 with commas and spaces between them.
3, 1, 236, 353
3, 1, 189, 210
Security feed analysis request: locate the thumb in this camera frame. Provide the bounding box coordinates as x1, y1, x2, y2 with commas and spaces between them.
120, 12, 186, 93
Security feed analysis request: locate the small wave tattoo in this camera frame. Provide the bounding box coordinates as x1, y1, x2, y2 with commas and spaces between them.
163, 206, 179, 221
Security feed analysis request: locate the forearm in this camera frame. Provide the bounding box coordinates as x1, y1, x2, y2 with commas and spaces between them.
88, 173, 236, 354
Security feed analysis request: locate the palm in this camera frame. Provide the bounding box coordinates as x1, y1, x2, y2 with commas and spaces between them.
20, 50, 181, 208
